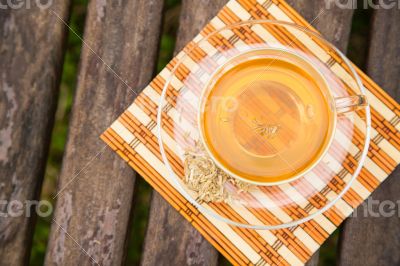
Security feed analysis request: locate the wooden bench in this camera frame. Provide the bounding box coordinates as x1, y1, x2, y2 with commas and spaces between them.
0, 0, 399, 265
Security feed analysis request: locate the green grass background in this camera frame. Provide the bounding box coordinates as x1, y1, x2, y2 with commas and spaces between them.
29, 0, 371, 264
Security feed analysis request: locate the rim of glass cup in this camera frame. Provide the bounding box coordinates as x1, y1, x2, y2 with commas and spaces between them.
197, 47, 338, 186
157, 19, 371, 230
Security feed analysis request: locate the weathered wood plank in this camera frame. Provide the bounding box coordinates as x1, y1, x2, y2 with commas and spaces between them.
44, 0, 164, 265
0, 2, 70, 265
140, 1, 227, 265
286, 0, 354, 53
338, 8, 400, 266
141, 1, 354, 265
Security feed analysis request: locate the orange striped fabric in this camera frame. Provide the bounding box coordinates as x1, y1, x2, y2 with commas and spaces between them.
101, 1, 400, 265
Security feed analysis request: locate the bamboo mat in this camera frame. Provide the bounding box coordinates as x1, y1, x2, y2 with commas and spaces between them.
101, 0, 400, 265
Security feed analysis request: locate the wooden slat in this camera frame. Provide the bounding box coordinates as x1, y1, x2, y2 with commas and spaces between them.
44, 0, 164, 265
139, 1, 357, 265
0, 3, 70, 265
338, 8, 400, 266
140, 0, 228, 265
285, 0, 354, 52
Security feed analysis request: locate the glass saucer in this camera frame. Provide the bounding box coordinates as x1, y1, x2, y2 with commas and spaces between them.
157, 20, 371, 229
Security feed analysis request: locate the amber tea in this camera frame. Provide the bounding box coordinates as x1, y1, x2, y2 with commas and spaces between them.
199, 49, 336, 185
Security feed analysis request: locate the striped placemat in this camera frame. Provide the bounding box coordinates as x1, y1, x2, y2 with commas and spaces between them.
101, 0, 400, 265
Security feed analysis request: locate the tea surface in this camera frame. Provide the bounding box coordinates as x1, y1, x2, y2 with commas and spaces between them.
200, 50, 335, 184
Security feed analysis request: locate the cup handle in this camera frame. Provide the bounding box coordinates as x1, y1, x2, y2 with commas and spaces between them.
335, 95, 368, 114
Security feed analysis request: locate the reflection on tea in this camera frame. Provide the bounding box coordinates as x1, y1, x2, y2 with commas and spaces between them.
200, 49, 335, 184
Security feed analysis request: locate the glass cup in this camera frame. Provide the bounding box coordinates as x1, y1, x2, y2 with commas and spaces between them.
198, 47, 368, 186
